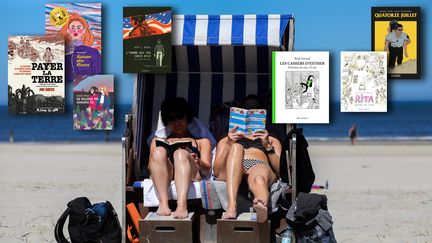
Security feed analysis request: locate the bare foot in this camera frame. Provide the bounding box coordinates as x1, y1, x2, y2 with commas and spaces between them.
222, 205, 237, 220
253, 198, 268, 223
156, 203, 171, 216
173, 205, 189, 219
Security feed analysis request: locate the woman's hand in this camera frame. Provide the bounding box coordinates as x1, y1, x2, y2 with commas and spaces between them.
253, 130, 271, 148
190, 152, 200, 166
185, 147, 201, 167
227, 126, 244, 145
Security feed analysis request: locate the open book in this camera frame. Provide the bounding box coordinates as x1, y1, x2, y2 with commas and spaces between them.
155, 138, 193, 156
229, 107, 267, 135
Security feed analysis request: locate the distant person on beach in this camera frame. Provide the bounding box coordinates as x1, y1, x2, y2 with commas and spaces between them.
349, 124, 358, 145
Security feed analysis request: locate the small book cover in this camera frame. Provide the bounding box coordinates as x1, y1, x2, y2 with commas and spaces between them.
73, 75, 114, 130
45, 3, 102, 82
341, 52, 387, 112
371, 7, 420, 79
123, 7, 172, 73
155, 138, 193, 156
272, 51, 329, 124
229, 107, 266, 134
8, 36, 65, 115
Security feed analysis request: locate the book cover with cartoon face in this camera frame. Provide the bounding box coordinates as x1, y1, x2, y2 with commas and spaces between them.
46, 3, 102, 83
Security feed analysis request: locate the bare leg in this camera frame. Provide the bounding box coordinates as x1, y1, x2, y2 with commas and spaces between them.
222, 144, 244, 219
172, 149, 199, 219
149, 147, 173, 216
247, 164, 277, 223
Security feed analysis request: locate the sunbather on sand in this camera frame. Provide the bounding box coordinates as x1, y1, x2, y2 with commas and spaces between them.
213, 95, 282, 223
148, 97, 212, 219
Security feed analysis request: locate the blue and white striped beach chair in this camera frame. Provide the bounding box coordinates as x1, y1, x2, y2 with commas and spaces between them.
123, 14, 297, 243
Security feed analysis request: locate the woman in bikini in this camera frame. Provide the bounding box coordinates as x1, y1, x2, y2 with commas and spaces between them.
148, 97, 212, 219
213, 95, 282, 223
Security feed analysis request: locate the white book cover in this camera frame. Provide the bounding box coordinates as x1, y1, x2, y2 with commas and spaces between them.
272, 51, 329, 124
340, 52, 387, 112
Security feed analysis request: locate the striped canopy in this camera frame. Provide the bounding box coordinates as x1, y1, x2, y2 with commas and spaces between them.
173, 14, 293, 47
133, 14, 294, 178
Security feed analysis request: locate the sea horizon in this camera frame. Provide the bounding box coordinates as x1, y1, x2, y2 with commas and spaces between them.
0, 101, 431, 142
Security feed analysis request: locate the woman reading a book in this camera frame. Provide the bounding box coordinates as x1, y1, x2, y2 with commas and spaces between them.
148, 97, 212, 219
213, 95, 282, 223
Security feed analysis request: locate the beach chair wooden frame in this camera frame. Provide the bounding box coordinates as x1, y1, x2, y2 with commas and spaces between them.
122, 14, 296, 243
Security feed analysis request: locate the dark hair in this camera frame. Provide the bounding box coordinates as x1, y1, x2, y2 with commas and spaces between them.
397, 23, 403, 29
239, 94, 265, 110
389, 19, 399, 31
161, 97, 193, 126
46, 47, 51, 51
307, 75, 314, 80
89, 86, 98, 93
131, 15, 144, 25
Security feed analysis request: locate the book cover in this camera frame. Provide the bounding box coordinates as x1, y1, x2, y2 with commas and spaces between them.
155, 139, 193, 156
229, 107, 266, 135
8, 36, 65, 115
73, 75, 114, 130
272, 51, 329, 124
341, 52, 387, 112
123, 7, 172, 73
371, 7, 420, 79
45, 3, 102, 83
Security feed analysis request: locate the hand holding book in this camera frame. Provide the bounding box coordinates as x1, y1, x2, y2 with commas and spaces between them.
252, 130, 270, 148
227, 126, 245, 144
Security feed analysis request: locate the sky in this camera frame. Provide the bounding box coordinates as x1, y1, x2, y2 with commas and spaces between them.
1, 0, 431, 106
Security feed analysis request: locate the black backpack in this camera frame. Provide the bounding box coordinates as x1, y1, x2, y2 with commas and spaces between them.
55, 197, 122, 243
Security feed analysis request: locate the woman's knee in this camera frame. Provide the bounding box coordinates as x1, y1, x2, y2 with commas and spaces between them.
152, 147, 168, 163
173, 149, 190, 164
253, 175, 267, 187
229, 143, 244, 155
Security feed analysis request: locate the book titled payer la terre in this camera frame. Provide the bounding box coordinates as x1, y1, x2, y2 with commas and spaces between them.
8, 35, 65, 115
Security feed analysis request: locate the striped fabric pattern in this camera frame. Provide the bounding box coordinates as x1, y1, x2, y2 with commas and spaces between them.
134, 15, 294, 178
173, 14, 293, 47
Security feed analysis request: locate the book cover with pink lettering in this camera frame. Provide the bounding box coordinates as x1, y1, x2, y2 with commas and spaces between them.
341, 52, 387, 112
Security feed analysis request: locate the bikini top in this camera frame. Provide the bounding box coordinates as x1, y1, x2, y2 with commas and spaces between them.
236, 137, 266, 152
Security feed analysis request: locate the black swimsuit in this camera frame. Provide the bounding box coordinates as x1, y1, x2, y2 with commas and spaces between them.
236, 137, 268, 171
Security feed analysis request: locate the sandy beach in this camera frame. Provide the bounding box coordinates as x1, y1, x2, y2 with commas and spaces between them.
308, 141, 432, 243
1, 141, 432, 242
0, 143, 122, 243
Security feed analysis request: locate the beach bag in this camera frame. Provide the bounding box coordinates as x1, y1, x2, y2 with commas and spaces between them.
55, 197, 122, 243
286, 193, 337, 243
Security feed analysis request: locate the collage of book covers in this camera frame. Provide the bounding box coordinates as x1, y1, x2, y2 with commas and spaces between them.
0, 1, 431, 243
